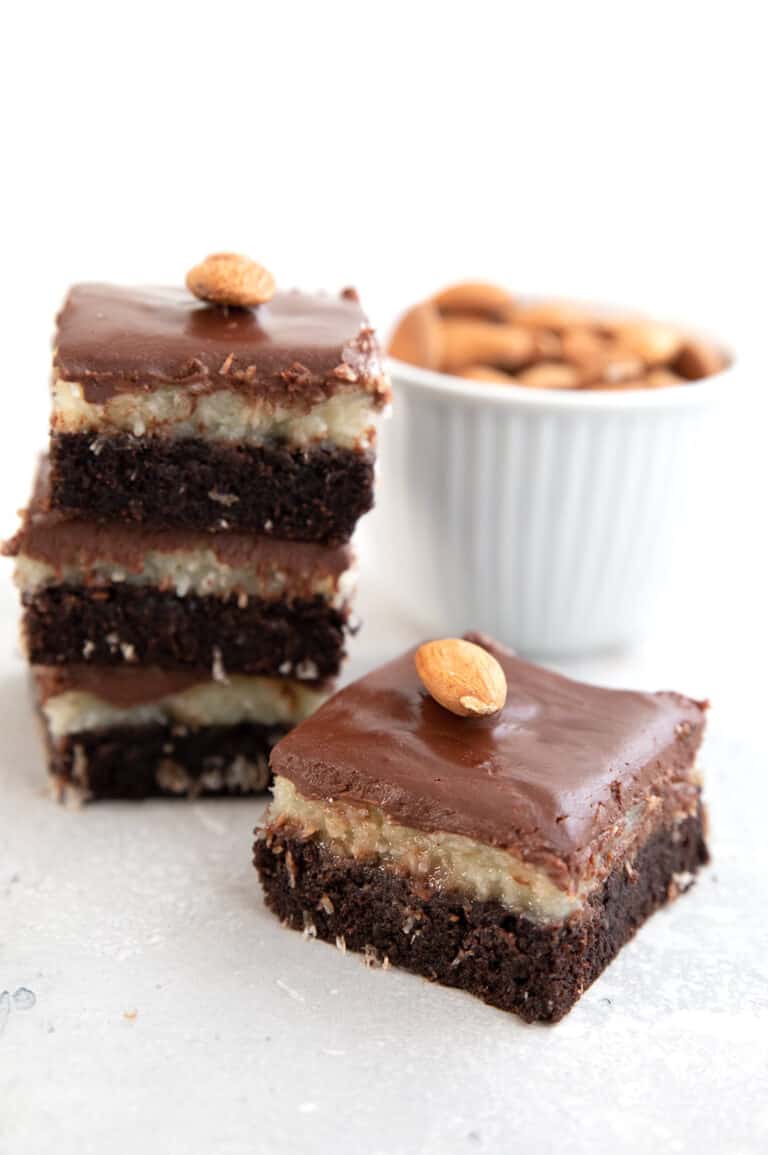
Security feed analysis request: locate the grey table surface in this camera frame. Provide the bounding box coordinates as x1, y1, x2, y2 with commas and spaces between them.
1, 579, 767, 1155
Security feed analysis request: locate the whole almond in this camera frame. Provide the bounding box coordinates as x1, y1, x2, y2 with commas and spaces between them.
388, 302, 443, 370
516, 362, 582, 390
531, 329, 563, 361
615, 319, 682, 366
440, 319, 535, 373
458, 364, 517, 384
517, 300, 599, 331
415, 638, 507, 718
186, 253, 276, 308
560, 327, 607, 372
672, 339, 726, 380
432, 281, 516, 323
600, 353, 646, 385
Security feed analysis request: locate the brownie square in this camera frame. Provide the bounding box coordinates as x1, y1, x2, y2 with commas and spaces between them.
254, 635, 709, 1022
48, 284, 389, 540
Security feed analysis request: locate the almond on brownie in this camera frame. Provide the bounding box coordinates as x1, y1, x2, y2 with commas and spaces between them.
255, 634, 708, 1022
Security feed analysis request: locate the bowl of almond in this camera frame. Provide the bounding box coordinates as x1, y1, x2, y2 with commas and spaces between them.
374, 281, 732, 655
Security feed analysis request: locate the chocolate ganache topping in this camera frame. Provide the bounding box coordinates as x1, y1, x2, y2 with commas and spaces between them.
53, 284, 389, 406
270, 636, 707, 883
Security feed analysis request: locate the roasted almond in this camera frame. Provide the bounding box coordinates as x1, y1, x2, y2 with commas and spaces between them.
516, 362, 582, 389
615, 319, 683, 366
394, 282, 715, 390
186, 253, 275, 308
388, 302, 443, 370
672, 339, 727, 380
415, 638, 507, 718
440, 320, 535, 373
600, 353, 646, 385
432, 281, 516, 323
517, 300, 600, 331
531, 329, 563, 361
458, 364, 517, 384
560, 327, 607, 371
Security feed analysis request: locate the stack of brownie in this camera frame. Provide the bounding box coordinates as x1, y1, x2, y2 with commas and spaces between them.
4, 258, 390, 800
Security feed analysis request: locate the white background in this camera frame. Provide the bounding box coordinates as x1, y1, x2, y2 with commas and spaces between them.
1, 0, 766, 710
2, 3, 767, 1153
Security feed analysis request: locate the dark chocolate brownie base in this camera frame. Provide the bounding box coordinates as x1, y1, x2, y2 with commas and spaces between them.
22, 586, 349, 677
49, 432, 375, 544
49, 720, 288, 800
254, 810, 708, 1023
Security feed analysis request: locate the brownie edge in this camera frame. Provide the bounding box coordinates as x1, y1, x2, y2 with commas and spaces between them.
49, 721, 289, 800
21, 586, 349, 677
49, 433, 376, 543
254, 811, 709, 1023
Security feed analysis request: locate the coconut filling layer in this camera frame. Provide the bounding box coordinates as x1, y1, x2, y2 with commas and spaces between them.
43, 679, 328, 739
52, 379, 379, 451
14, 551, 357, 607
267, 776, 696, 926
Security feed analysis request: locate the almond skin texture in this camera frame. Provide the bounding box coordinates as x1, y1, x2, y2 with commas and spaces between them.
415, 638, 508, 718
673, 339, 727, 380
615, 319, 683, 366
560, 327, 608, 377
458, 364, 518, 384
440, 320, 535, 373
516, 362, 582, 390
388, 302, 443, 369
186, 253, 276, 308
393, 283, 724, 389
517, 300, 599, 331
432, 281, 516, 323
599, 353, 646, 386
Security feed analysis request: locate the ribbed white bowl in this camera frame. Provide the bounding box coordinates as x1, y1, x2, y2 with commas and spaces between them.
371, 354, 734, 655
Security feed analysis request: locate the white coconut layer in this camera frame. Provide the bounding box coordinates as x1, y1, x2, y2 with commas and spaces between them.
15, 550, 357, 606
44, 678, 328, 739
265, 777, 698, 925
51, 379, 379, 451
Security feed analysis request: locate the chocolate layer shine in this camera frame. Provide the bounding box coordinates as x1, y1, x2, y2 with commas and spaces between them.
270, 636, 707, 884
54, 284, 389, 406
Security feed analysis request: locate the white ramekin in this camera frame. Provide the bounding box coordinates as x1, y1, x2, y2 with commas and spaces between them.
368, 349, 735, 656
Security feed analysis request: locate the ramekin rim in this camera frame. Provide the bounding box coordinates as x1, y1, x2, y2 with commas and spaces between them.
386, 355, 738, 411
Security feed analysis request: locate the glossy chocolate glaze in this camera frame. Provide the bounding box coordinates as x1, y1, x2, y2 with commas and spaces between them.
271, 636, 707, 884
53, 283, 389, 406
4, 458, 354, 590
